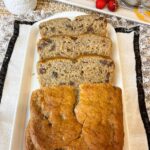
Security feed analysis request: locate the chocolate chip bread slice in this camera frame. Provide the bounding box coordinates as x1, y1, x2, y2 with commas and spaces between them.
74, 83, 124, 150
38, 34, 112, 60
37, 56, 114, 87
29, 86, 82, 150
39, 15, 107, 38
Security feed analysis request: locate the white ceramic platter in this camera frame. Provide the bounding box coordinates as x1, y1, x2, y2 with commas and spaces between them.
9, 11, 129, 150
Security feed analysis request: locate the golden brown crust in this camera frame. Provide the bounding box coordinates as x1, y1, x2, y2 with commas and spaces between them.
29, 86, 82, 150
37, 54, 112, 64
26, 84, 124, 150
75, 84, 124, 150
39, 18, 71, 28
25, 121, 36, 150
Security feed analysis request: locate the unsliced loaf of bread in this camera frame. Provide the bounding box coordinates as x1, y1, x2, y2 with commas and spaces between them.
37, 56, 115, 87
39, 15, 107, 38
37, 34, 112, 60
26, 84, 124, 150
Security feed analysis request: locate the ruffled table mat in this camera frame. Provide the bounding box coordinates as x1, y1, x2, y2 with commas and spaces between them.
0, 0, 150, 148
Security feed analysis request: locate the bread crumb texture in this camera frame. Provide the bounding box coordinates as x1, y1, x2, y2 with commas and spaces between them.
39, 15, 107, 38
37, 56, 115, 87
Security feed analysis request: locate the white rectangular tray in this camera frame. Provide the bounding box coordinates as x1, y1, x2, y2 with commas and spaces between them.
9, 11, 129, 150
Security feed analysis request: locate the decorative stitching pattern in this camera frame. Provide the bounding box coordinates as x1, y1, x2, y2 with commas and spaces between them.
116, 27, 150, 149
0, 21, 35, 102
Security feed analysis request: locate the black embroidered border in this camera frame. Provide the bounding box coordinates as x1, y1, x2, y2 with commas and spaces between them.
116, 27, 150, 149
0, 20, 35, 103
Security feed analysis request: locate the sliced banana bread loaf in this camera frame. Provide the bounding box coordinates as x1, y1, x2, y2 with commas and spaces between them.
37, 34, 112, 60
39, 15, 107, 38
37, 56, 114, 87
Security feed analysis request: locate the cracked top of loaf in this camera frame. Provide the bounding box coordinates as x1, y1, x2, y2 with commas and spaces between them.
26, 84, 124, 150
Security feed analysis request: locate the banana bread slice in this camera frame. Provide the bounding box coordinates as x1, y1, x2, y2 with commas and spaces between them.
39, 15, 107, 38
37, 56, 115, 87
37, 34, 112, 60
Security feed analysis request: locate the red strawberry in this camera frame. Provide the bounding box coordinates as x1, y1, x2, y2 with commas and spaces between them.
96, 0, 107, 9
107, 0, 118, 12
105, 0, 110, 3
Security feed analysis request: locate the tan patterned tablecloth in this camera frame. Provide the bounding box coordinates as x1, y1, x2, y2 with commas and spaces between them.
0, 1, 150, 149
